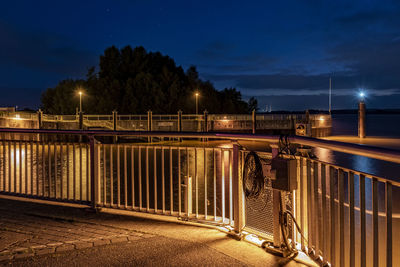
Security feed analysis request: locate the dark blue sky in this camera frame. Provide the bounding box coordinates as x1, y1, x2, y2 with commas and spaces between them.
1, 0, 400, 111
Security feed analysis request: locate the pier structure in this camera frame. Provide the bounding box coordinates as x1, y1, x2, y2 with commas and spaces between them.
0, 110, 332, 137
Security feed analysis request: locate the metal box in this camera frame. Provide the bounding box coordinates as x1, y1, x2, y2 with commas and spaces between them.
271, 158, 297, 191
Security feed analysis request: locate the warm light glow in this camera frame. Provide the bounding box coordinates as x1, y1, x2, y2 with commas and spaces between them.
14, 114, 22, 120
195, 92, 199, 97
79, 91, 82, 95
319, 116, 325, 121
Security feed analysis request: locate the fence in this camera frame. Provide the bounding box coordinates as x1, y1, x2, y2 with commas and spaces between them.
0, 129, 398, 266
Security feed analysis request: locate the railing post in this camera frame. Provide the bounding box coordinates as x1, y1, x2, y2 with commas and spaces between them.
203, 110, 208, 132
37, 109, 43, 129
177, 110, 182, 142
79, 111, 83, 130
270, 144, 282, 247
112, 110, 118, 131
358, 101, 366, 138
89, 135, 99, 209
252, 109, 256, 134
232, 142, 244, 234
147, 110, 152, 143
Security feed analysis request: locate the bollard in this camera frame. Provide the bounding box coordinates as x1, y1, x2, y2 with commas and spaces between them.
358, 101, 366, 138
252, 109, 256, 134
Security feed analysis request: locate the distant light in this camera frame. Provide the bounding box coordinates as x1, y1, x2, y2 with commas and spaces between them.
14, 114, 21, 120
195, 92, 199, 97
79, 91, 83, 95
319, 116, 325, 121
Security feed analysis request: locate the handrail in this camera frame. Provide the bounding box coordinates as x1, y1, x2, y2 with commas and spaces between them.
0, 128, 399, 164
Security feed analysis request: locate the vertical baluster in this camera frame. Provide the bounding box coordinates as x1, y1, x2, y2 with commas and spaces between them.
8, 141, 11, 192
80, 144, 83, 201
213, 148, 216, 221
321, 163, 327, 260
138, 147, 142, 210
60, 143, 63, 199
54, 143, 57, 198
86, 144, 90, 201
66, 143, 70, 200
300, 158, 305, 250
338, 169, 344, 267
110, 145, 113, 206
372, 178, 378, 267
229, 150, 233, 226
146, 146, 149, 212
313, 161, 319, 257
116, 144, 121, 208
195, 148, 198, 218
25, 142, 28, 194
162, 146, 165, 214
48, 143, 51, 197
329, 166, 336, 266
204, 148, 207, 220
169, 147, 173, 215
386, 182, 392, 267
36, 142, 39, 196
131, 146, 135, 209
124, 145, 127, 209
178, 148, 182, 215
103, 145, 106, 205
2, 141, 5, 192
221, 149, 225, 222
18, 142, 22, 194
19, 142, 22, 194
154, 146, 157, 212
42, 142, 45, 197
306, 160, 312, 250
360, 174, 366, 267
73, 144, 76, 200
349, 171, 355, 267
186, 147, 190, 217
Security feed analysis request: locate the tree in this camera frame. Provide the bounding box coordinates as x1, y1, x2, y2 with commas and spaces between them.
248, 97, 258, 112
41, 46, 251, 115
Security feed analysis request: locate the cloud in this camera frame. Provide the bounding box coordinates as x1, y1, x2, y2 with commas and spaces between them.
0, 21, 97, 76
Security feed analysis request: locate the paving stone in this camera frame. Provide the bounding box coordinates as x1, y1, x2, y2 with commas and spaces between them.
35, 247, 55, 255
47, 242, 64, 247
12, 247, 29, 254
13, 252, 35, 259
30, 245, 47, 250
56, 244, 75, 252
93, 239, 110, 247
141, 233, 156, 238
127, 235, 141, 241
74, 241, 93, 250
0, 254, 13, 261
110, 236, 128, 244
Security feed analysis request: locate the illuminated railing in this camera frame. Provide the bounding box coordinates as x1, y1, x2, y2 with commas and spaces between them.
0, 129, 397, 266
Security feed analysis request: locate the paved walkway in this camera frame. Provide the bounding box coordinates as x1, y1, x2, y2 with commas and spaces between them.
0, 196, 314, 266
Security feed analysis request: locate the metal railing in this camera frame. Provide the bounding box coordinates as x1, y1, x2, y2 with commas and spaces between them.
0, 128, 397, 266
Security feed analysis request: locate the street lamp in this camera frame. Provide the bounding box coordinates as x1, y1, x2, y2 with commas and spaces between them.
195, 92, 199, 115
78, 91, 83, 113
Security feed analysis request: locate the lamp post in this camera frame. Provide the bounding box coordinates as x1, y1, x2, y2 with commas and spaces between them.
358, 91, 366, 138
79, 91, 83, 113
195, 92, 199, 115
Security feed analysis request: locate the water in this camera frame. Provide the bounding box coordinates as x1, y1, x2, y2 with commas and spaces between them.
314, 114, 400, 181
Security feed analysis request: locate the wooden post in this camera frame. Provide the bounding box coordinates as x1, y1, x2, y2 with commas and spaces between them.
358, 101, 366, 138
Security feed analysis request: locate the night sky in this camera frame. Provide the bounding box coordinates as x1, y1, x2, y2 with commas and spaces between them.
1, 0, 400, 111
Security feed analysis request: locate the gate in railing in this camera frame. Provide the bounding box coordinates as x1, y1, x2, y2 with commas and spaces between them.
0, 129, 398, 267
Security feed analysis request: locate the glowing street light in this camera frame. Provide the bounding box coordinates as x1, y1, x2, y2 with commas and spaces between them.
78, 90, 83, 113
358, 91, 365, 101
195, 92, 199, 115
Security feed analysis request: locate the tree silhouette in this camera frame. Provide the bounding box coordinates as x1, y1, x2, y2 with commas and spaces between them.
41, 46, 257, 114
